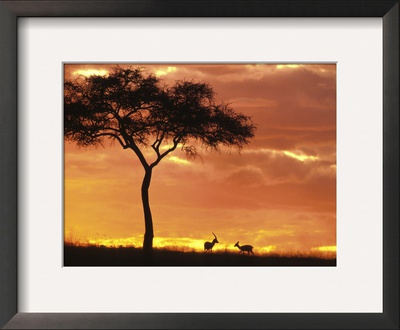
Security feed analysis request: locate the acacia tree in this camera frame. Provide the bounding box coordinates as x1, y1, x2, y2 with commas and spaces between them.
64, 66, 256, 252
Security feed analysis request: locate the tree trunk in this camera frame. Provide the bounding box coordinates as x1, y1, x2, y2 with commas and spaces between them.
141, 167, 154, 254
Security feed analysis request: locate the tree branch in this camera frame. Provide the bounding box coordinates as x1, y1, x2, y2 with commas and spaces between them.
150, 136, 181, 168
126, 136, 149, 169
91, 132, 128, 149
151, 131, 166, 157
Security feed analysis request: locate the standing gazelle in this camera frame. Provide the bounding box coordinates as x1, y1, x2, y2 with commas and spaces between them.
204, 232, 219, 251
234, 241, 254, 255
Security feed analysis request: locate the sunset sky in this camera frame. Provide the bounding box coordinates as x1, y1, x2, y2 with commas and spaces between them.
64, 63, 336, 255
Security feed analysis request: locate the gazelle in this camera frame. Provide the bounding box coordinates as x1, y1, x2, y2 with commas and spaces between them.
204, 232, 219, 251
234, 241, 254, 255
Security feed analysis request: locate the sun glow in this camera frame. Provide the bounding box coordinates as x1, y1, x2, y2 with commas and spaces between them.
66, 235, 292, 255
168, 156, 190, 165
276, 64, 302, 69
155, 66, 177, 76
257, 245, 277, 253
312, 245, 337, 252
65, 235, 337, 258
283, 151, 318, 162
66, 236, 222, 252
73, 69, 109, 77
244, 148, 319, 162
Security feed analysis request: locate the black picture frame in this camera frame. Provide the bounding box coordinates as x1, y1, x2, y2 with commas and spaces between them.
0, 1, 398, 329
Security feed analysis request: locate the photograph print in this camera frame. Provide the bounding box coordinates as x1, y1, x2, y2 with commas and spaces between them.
64, 63, 336, 266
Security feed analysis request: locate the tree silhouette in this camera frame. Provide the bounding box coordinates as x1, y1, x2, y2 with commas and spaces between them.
64, 66, 256, 253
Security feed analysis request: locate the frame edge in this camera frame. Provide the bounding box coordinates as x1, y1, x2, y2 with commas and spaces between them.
383, 2, 400, 329
0, 1, 18, 329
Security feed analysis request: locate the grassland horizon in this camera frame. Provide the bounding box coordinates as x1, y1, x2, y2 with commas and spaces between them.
64, 242, 336, 267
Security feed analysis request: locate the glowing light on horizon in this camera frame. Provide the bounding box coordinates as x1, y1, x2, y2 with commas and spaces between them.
65, 236, 335, 257
312, 245, 337, 252
257, 245, 277, 253
67, 236, 214, 252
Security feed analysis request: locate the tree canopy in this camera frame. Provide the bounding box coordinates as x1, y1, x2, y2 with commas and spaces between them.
65, 66, 256, 168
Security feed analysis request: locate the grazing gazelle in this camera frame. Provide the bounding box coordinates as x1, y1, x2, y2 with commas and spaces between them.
234, 241, 254, 255
204, 232, 219, 251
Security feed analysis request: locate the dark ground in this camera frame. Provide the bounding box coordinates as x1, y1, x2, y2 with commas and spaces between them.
64, 244, 336, 267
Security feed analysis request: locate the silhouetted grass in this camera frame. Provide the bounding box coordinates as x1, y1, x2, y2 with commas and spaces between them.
64, 243, 336, 266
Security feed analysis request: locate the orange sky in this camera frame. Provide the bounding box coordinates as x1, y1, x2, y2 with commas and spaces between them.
64, 63, 336, 255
